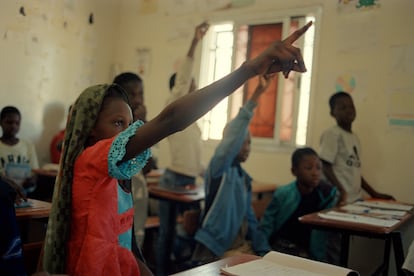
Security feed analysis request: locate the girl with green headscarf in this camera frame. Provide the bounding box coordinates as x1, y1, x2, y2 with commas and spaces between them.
42, 21, 312, 275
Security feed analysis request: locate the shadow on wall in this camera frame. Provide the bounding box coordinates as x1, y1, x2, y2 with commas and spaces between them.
36, 102, 66, 166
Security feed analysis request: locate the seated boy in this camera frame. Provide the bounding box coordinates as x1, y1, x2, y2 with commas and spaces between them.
260, 147, 336, 261
192, 76, 272, 263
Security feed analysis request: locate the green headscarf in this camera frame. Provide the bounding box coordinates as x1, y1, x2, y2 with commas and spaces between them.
43, 84, 111, 273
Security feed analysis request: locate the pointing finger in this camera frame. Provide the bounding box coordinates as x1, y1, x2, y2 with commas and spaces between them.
283, 21, 313, 45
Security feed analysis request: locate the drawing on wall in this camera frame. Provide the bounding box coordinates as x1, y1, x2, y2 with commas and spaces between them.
338, 0, 381, 13
335, 73, 356, 93
387, 89, 414, 128
136, 48, 151, 76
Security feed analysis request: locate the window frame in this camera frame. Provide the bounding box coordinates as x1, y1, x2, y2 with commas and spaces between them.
197, 6, 322, 152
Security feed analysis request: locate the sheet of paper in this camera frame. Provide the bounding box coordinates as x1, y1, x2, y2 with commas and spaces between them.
341, 204, 407, 218
221, 251, 359, 276
319, 211, 400, 228
354, 201, 413, 211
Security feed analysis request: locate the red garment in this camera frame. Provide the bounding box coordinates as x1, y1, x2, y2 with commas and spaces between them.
67, 138, 140, 276
50, 130, 65, 164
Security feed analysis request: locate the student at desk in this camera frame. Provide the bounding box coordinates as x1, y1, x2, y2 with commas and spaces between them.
260, 147, 336, 261
192, 75, 272, 263
156, 22, 209, 275
319, 92, 394, 206
113, 72, 157, 249
319, 91, 395, 265
0, 106, 39, 195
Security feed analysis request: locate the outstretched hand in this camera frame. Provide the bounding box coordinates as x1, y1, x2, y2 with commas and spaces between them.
194, 21, 209, 42
245, 21, 312, 79
250, 75, 272, 103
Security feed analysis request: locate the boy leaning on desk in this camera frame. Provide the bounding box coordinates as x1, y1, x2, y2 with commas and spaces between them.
319, 91, 394, 206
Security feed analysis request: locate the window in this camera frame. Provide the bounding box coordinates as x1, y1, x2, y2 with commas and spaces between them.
198, 9, 319, 150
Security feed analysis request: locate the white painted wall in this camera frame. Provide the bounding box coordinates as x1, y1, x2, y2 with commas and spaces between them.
0, 0, 120, 165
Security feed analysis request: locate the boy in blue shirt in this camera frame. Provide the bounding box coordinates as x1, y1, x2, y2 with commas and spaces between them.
192, 75, 272, 263
260, 147, 336, 261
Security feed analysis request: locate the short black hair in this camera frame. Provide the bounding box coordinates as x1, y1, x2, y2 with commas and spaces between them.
291, 147, 318, 168
104, 84, 130, 105
329, 91, 352, 112
169, 73, 177, 91
113, 72, 142, 87
0, 106, 21, 121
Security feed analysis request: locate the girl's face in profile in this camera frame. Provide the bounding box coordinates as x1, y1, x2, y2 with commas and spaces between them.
0, 113, 21, 138
89, 97, 132, 145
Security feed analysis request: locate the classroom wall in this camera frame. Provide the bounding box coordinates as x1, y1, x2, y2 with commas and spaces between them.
0, 0, 120, 165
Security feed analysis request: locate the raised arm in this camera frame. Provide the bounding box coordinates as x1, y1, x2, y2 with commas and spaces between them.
123, 21, 312, 161
187, 21, 209, 58
250, 74, 272, 103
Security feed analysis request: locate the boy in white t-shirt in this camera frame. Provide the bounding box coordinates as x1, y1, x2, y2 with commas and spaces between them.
0, 106, 39, 194
319, 92, 395, 265
319, 92, 393, 205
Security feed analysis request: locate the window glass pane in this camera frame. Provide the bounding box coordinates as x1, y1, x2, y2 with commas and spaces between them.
199, 23, 233, 140
279, 20, 299, 142
244, 23, 283, 138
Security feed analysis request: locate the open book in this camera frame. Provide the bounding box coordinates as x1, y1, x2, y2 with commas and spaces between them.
221, 251, 359, 276
5, 163, 31, 185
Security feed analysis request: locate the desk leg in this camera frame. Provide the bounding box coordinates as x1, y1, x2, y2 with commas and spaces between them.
392, 232, 405, 276
340, 233, 350, 266
372, 238, 391, 276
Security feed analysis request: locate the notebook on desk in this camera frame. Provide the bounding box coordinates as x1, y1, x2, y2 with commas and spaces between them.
221, 251, 359, 276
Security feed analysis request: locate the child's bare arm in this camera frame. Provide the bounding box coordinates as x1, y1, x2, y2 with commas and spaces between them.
250, 75, 272, 103
187, 21, 209, 58
123, 21, 312, 161
321, 160, 347, 206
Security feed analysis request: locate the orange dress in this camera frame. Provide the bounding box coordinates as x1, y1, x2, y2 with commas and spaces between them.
67, 136, 149, 275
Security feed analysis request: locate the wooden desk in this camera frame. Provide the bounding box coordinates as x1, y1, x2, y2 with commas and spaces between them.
171, 254, 260, 276
32, 168, 58, 178
15, 199, 52, 220
148, 185, 205, 203
251, 181, 278, 194
145, 168, 164, 186
299, 202, 414, 276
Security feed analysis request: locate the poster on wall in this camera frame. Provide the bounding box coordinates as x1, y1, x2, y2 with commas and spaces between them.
387, 89, 414, 129
334, 71, 367, 102
338, 0, 381, 13
136, 48, 151, 76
